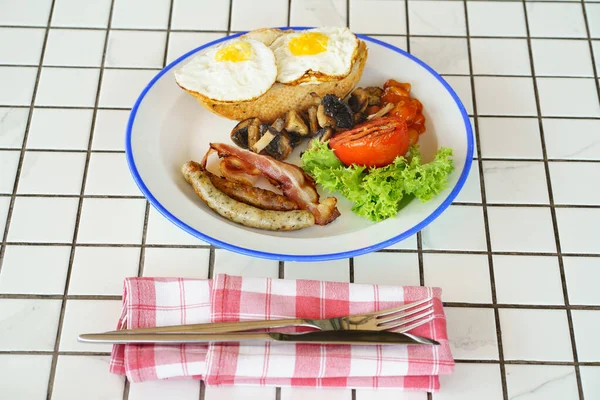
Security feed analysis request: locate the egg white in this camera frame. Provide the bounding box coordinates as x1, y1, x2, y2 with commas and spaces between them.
174, 39, 277, 102
270, 27, 359, 85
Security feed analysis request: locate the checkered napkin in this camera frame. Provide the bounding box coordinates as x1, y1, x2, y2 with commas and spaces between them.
110, 274, 454, 390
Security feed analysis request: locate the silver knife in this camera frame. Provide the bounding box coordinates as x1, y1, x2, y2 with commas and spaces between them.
78, 330, 439, 346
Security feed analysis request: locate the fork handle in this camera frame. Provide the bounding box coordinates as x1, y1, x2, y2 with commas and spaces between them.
102, 318, 311, 335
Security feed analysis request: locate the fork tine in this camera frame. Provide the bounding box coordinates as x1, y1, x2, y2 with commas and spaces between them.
376, 303, 433, 325
388, 315, 435, 334
372, 297, 432, 317
378, 307, 434, 328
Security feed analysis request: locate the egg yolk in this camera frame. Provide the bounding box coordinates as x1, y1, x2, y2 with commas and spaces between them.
215, 41, 253, 62
288, 32, 329, 56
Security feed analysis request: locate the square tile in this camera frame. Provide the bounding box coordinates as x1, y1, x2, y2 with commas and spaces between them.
500, 309, 573, 362
550, 162, 600, 205
0, 0, 52, 26
353, 252, 420, 286
8, 197, 78, 243
442, 76, 473, 115
143, 248, 210, 278
171, 0, 229, 31
467, 1, 526, 37
474, 77, 537, 116
111, 0, 171, 29
478, 117, 542, 159
483, 161, 549, 204
506, 365, 578, 400
91, 109, 129, 151
59, 300, 123, 352
0, 107, 28, 148
537, 78, 600, 117
128, 380, 200, 400
0, 355, 52, 399
146, 207, 207, 245
587, 3, 600, 38
285, 259, 350, 282
409, 37, 468, 75
52, 356, 125, 400
0, 150, 20, 193
356, 391, 426, 400
488, 207, 556, 253
213, 249, 278, 278
0, 299, 61, 350
0, 67, 37, 106
471, 39, 531, 76
17, 151, 86, 194
493, 255, 564, 305
43, 29, 106, 67
106, 30, 166, 68
572, 310, 600, 362
421, 206, 487, 251
281, 387, 350, 400
408, 1, 465, 37
556, 208, 600, 254
69, 247, 140, 295
595, 41, 600, 72
0, 197, 9, 235
35, 68, 100, 107
210, 387, 278, 400
350, 0, 406, 35
290, 0, 347, 28
28, 108, 92, 150
444, 307, 498, 360
384, 233, 417, 250
453, 162, 481, 203
532, 39, 593, 77
564, 257, 600, 305
435, 363, 503, 400
424, 254, 491, 303
372, 35, 407, 52
51, 0, 112, 28
167, 32, 225, 65
580, 366, 600, 400
0, 28, 45, 65
0, 245, 70, 294
99, 69, 159, 108
84, 152, 140, 196
526, 3, 586, 38
544, 119, 600, 160
231, 0, 288, 32
77, 198, 146, 244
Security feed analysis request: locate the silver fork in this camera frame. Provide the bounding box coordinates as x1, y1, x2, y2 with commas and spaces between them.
98, 297, 435, 335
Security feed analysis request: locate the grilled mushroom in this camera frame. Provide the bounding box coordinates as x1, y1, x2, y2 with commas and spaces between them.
230, 117, 261, 149
252, 126, 278, 154
348, 88, 369, 113
322, 94, 354, 129
284, 110, 309, 136
307, 106, 319, 135
271, 117, 285, 132
364, 87, 383, 105
265, 131, 293, 160
314, 127, 334, 143
367, 102, 395, 120
317, 104, 336, 128
288, 132, 303, 148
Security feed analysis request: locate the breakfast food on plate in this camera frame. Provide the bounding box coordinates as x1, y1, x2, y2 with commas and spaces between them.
174, 27, 368, 123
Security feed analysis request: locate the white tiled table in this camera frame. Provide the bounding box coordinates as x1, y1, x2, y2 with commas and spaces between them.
1, 0, 599, 399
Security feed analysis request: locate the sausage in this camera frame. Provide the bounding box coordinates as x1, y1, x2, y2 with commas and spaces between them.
181, 161, 315, 231
207, 172, 299, 212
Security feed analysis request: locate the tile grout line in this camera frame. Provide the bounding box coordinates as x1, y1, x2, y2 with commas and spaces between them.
44, 0, 116, 398
581, 1, 600, 110
522, 2, 585, 399
462, 2, 509, 399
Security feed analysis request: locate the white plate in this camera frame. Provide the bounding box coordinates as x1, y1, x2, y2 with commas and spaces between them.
126, 28, 474, 261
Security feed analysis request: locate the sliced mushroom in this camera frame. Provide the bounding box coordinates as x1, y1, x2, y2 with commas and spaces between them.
322, 94, 354, 129
230, 117, 261, 149
367, 102, 395, 120
353, 112, 366, 125
265, 131, 293, 160
317, 104, 336, 128
307, 106, 319, 135
288, 132, 303, 148
313, 127, 334, 143
271, 117, 285, 132
252, 126, 278, 154
284, 110, 309, 136
348, 88, 369, 113
364, 87, 383, 105
246, 119, 262, 149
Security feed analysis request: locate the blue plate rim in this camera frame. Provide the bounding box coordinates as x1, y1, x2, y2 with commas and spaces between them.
125, 27, 474, 262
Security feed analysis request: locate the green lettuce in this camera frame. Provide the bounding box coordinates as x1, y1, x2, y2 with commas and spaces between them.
301, 140, 454, 222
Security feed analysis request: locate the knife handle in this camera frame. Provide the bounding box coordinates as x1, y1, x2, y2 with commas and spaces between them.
78, 332, 273, 344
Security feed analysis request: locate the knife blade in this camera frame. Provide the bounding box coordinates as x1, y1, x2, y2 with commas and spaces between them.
78, 330, 439, 346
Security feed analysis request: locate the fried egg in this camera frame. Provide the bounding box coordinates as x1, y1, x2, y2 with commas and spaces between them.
174, 38, 277, 102
270, 27, 359, 85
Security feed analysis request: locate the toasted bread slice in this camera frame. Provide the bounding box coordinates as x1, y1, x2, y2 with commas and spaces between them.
179, 30, 368, 123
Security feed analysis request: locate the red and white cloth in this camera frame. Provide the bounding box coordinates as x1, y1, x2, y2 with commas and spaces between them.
110, 274, 454, 391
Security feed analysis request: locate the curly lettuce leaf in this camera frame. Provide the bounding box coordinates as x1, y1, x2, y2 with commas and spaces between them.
301, 140, 454, 222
